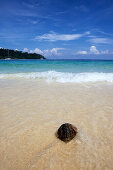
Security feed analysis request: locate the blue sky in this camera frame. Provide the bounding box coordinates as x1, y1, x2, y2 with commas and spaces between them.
0, 0, 113, 59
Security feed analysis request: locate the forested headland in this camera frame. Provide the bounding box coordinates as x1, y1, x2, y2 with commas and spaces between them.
0, 48, 46, 59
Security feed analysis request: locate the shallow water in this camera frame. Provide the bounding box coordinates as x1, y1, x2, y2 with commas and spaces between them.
1, 59, 113, 74
0, 79, 113, 170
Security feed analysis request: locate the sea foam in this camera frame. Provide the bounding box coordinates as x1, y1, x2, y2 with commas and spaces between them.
0, 71, 113, 83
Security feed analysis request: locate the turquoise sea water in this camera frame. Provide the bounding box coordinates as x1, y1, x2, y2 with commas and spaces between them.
0, 59, 113, 73
0, 59, 113, 83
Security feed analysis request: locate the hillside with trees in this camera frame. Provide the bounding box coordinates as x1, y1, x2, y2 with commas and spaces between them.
0, 48, 46, 60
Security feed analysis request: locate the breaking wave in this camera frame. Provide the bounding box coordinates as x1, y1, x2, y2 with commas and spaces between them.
0, 71, 113, 83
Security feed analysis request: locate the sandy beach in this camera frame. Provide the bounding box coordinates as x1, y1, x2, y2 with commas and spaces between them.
0, 79, 113, 170
1, 0, 113, 168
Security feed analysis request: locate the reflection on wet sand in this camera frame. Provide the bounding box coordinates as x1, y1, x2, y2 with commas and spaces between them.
0, 80, 113, 170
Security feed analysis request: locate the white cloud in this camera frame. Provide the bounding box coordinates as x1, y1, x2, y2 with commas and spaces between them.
89, 38, 111, 44
90, 46, 99, 54
49, 48, 64, 56
0, 47, 3, 49
30, 48, 43, 54
76, 50, 88, 54
25, 47, 64, 56
85, 31, 91, 35
23, 48, 29, 52
35, 32, 89, 41
43, 48, 64, 56
76, 46, 111, 55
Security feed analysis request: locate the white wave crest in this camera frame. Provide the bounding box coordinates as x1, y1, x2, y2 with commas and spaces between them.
0, 71, 113, 83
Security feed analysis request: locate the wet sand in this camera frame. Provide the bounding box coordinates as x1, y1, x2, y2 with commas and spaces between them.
0, 80, 113, 170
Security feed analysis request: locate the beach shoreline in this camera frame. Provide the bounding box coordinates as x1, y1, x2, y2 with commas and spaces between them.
0, 79, 113, 169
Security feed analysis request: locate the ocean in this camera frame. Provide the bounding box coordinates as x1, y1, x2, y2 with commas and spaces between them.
0, 60, 113, 82
0, 59, 113, 170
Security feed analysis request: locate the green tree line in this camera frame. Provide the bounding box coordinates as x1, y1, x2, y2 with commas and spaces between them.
0, 48, 46, 59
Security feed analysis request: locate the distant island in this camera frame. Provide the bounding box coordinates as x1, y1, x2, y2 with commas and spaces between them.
0, 48, 46, 60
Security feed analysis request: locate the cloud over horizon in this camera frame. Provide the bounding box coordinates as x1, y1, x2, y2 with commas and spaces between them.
23, 47, 65, 56
23, 45, 112, 59
75, 46, 110, 55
